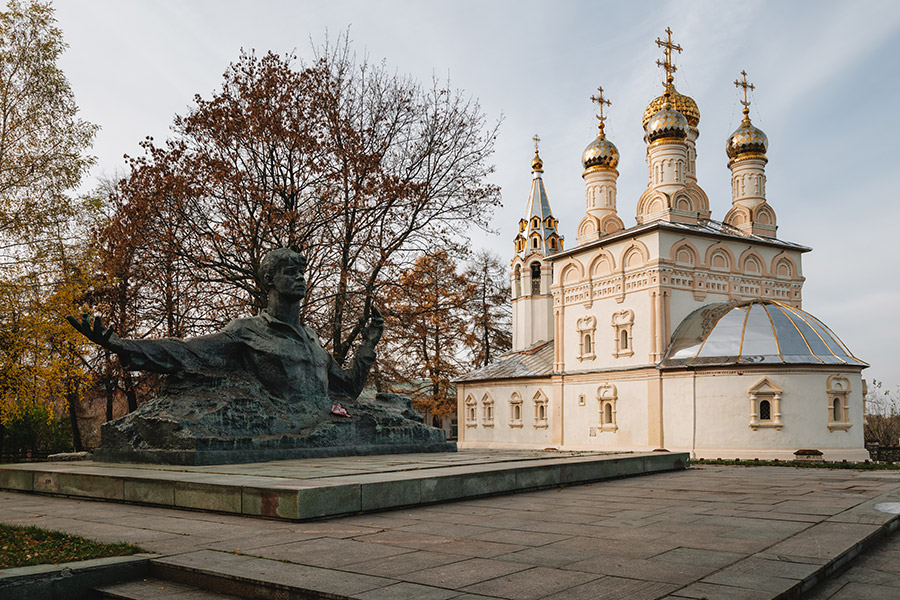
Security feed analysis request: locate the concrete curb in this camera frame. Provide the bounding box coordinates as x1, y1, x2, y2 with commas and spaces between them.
0, 553, 154, 600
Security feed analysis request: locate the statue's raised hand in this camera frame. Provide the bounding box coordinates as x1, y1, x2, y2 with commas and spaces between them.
66, 314, 125, 353
363, 306, 384, 348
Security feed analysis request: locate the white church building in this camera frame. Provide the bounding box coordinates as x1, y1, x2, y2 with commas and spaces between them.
456, 30, 868, 461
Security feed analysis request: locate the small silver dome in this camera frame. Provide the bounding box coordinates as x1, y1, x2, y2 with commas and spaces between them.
645, 102, 689, 142
662, 300, 866, 367
582, 133, 619, 170
727, 117, 768, 159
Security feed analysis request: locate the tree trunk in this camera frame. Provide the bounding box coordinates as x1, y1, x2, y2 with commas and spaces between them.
67, 386, 83, 453
105, 375, 115, 422
123, 370, 138, 413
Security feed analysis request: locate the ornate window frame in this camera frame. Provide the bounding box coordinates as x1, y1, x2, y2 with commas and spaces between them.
509, 392, 523, 428
576, 315, 597, 362
481, 393, 494, 427
611, 309, 634, 358
465, 395, 477, 428
749, 378, 783, 430
597, 383, 618, 432
827, 375, 852, 431
533, 390, 549, 428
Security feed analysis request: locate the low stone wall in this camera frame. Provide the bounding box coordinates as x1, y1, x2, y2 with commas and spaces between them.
866, 443, 900, 463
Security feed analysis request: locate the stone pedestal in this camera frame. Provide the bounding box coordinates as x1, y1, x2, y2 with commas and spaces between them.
94, 392, 453, 465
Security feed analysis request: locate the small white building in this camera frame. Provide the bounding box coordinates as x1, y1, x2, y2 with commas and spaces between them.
456, 33, 868, 461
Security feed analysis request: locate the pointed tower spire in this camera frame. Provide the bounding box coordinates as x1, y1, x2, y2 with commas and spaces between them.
514, 134, 562, 259
725, 71, 775, 236
578, 86, 623, 244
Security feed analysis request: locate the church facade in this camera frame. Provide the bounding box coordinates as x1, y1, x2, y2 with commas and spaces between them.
456, 31, 868, 461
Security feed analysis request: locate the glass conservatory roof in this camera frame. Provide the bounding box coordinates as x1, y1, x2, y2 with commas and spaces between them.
661, 300, 867, 368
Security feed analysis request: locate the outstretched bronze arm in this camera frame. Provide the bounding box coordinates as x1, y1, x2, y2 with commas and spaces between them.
66, 314, 129, 357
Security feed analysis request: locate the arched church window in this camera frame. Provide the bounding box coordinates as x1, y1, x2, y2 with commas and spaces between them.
827, 375, 851, 431
531, 236, 539, 249
748, 378, 783, 430
759, 399, 771, 421
597, 384, 618, 432
509, 393, 523, 428
549, 238, 557, 250
481, 394, 494, 426
611, 310, 634, 358
465, 395, 477, 427
532, 217, 540, 228
533, 391, 548, 428
576, 316, 596, 361
531, 262, 542, 295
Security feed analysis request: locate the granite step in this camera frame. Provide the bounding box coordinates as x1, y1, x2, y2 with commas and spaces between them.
145, 550, 505, 600
95, 577, 242, 599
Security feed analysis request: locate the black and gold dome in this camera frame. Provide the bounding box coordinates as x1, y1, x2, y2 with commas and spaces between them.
644, 101, 689, 142
726, 114, 768, 159
582, 128, 619, 170
642, 88, 700, 129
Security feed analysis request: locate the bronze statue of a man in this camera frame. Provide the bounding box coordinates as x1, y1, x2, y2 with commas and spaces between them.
65, 247, 438, 464
70, 248, 383, 404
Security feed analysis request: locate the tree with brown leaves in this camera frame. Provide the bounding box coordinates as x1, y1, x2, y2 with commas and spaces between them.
382, 251, 473, 419
103, 35, 501, 376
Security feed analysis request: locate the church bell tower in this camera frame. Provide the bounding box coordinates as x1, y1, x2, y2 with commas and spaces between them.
511, 135, 562, 351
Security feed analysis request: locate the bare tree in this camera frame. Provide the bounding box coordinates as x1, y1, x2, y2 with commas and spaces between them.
464, 250, 511, 368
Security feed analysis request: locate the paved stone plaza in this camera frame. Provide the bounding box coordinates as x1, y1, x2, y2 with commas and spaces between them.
3, 458, 900, 599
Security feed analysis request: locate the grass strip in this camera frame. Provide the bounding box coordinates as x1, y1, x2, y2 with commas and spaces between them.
693, 458, 900, 470
0, 523, 142, 569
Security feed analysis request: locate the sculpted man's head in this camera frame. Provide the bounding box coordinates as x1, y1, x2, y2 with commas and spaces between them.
260, 248, 307, 301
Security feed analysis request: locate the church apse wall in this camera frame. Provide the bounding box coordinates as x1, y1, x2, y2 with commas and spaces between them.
660, 370, 866, 461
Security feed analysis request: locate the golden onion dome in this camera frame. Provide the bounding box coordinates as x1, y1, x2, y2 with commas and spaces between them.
582, 129, 619, 170
642, 87, 700, 129
531, 151, 544, 173
726, 114, 768, 159
645, 101, 689, 142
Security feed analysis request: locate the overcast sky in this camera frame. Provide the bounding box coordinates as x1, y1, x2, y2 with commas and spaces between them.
51, 0, 900, 393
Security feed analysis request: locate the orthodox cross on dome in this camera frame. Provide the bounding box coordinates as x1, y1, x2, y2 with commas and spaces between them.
655, 27, 682, 91
590, 86, 611, 132
735, 70, 755, 117
530, 133, 544, 173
